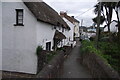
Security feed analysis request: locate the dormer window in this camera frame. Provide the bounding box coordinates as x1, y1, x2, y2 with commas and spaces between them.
14, 9, 24, 26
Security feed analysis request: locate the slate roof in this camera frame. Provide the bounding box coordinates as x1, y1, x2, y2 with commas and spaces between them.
24, 2, 70, 29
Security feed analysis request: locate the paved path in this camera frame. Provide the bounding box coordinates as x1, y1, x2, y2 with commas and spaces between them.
59, 41, 92, 78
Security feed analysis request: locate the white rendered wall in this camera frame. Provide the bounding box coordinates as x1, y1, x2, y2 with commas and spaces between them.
62, 17, 75, 46
37, 21, 69, 50
2, 2, 37, 74
104, 22, 118, 33
63, 18, 74, 41
36, 22, 55, 51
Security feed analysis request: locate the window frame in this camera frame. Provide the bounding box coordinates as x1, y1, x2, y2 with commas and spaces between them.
14, 9, 24, 26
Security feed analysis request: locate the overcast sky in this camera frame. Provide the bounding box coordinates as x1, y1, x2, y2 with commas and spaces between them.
43, 0, 98, 27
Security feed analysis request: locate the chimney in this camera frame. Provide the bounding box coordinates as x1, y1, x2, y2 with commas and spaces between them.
60, 11, 67, 17
71, 16, 74, 18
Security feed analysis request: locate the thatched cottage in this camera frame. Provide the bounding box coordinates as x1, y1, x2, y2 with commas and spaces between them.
2, 0, 71, 74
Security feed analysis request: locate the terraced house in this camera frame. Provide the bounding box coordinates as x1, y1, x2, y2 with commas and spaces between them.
60, 12, 80, 41
1, 0, 73, 74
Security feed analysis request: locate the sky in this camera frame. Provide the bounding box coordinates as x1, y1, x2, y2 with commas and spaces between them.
43, 0, 98, 27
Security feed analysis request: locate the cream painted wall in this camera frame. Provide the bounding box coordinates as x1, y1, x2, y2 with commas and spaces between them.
74, 22, 80, 38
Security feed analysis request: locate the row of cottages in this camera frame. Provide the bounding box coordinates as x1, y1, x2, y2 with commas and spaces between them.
60, 12, 80, 41
1, 1, 73, 74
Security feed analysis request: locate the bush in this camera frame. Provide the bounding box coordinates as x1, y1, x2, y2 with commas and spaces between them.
81, 40, 107, 63
100, 37, 109, 42
36, 46, 43, 56
81, 40, 120, 74
98, 41, 120, 73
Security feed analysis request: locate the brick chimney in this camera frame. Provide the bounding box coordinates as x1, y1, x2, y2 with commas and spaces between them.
60, 11, 67, 17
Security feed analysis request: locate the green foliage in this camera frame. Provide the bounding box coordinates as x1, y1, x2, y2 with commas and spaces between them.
98, 42, 119, 55
81, 40, 120, 74
98, 41, 120, 73
81, 40, 108, 63
36, 46, 43, 56
57, 47, 64, 51
81, 40, 101, 54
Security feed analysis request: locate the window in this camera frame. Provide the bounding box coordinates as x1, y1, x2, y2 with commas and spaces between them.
15, 9, 24, 26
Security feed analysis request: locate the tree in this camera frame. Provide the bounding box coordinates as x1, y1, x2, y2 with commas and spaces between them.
93, 2, 114, 33
94, 1, 120, 44
92, 16, 105, 25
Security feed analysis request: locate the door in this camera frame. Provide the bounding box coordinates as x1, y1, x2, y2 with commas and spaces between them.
46, 42, 51, 51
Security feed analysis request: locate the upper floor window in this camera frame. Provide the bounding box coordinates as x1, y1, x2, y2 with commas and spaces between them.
15, 9, 24, 26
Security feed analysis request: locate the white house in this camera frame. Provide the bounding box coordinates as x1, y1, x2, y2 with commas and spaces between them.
60, 12, 80, 41
104, 20, 118, 33
2, 1, 70, 74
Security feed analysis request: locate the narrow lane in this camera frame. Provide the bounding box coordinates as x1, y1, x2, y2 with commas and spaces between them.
59, 41, 92, 78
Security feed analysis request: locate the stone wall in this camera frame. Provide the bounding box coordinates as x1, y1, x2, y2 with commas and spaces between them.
36, 51, 64, 78
81, 52, 120, 79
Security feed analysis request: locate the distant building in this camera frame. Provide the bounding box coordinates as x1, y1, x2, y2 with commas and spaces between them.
60, 11, 80, 41
104, 20, 118, 33
80, 26, 96, 40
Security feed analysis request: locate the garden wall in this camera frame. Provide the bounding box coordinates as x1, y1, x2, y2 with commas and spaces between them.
36, 51, 64, 78
81, 52, 120, 79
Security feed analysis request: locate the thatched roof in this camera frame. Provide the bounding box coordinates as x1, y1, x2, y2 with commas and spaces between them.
24, 2, 70, 29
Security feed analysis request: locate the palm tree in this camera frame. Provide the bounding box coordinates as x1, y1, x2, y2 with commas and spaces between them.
94, 1, 120, 44
92, 16, 105, 25
93, 2, 114, 33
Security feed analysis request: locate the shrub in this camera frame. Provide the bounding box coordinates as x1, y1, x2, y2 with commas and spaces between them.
36, 46, 43, 56
81, 40, 120, 74
81, 40, 108, 63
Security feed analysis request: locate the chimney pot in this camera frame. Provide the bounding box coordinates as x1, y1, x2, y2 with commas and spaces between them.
71, 16, 74, 18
